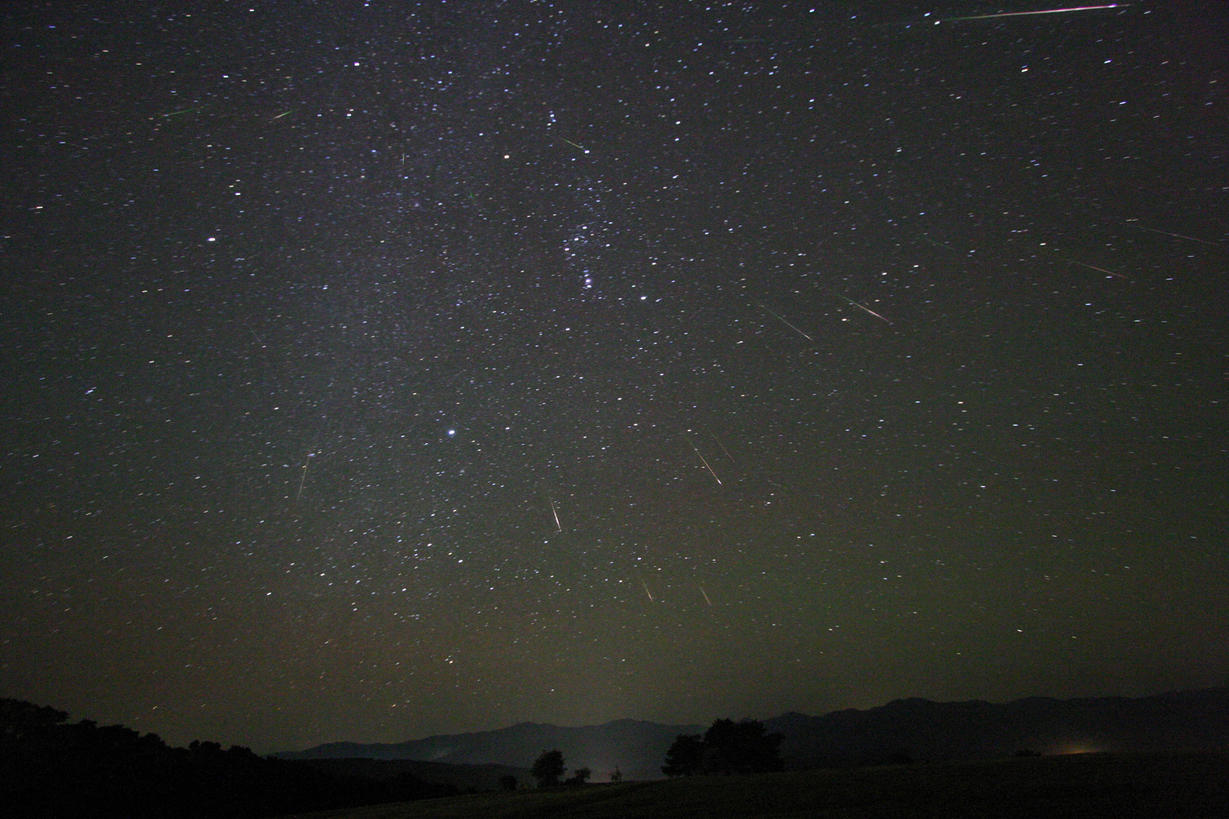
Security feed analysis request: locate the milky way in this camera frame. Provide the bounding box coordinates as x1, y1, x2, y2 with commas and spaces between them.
1, 1, 1225, 753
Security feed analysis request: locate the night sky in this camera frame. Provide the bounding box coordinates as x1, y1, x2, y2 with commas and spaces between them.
2, 1, 1226, 755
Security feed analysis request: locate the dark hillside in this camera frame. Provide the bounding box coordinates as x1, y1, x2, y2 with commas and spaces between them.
0, 699, 457, 818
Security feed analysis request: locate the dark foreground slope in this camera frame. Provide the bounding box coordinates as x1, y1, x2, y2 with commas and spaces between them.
285, 750, 1229, 819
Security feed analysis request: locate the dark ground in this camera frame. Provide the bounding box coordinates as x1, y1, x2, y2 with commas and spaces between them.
285, 749, 1229, 818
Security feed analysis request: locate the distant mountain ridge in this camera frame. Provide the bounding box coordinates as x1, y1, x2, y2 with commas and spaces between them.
277, 718, 705, 781
767, 687, 1229, 769
276, 687, 1229, 781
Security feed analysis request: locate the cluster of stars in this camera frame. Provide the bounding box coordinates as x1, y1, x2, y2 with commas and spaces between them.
0, 0, 1224, 755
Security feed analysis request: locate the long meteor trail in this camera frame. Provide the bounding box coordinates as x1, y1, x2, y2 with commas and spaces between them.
1067, 259, 1131, 281
758, 303, 814, 342
1132, 224, 1221, 246
686, 435, 723, 486
944, 4, 1128, 22
838, 295, 893, 324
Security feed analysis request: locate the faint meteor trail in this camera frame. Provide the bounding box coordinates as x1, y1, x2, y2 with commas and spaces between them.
943, 4, 1128, 22
641, 579, 655, 602
549, 497, 563, 533
837, 295, 893, 324
686, 435, 723, 486
710, 433, 736, 464
295, 454, 313, 502
158, 105, 207, 119
1131, 224, 1221, 246
758, 303, 814, 342
700, 584, 713, 607
921, 236, 962, 254
1066, 259, 1131, 280
560, 137, 590, 154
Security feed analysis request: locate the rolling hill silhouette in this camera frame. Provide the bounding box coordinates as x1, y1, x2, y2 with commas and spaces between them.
277, 687, 1229, 780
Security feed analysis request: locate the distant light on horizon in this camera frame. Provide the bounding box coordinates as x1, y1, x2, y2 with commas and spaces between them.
1052, 741, 1110, 755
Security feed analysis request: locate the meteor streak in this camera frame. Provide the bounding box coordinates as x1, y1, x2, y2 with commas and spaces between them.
944, 4, 1128, 22
710, 433, 735, 464
921, 236, 961, 255
758, 303, 814, 342
1067, 259, 1131, 280
838, 295, 893, 324
641, 579, 655, 602
1132, 224, 1221, 246
295, 453, 314, 502
158, 105, 206, 119
700, 584, 713, 607
549, 497, 563, 533
686, 435, 723, 486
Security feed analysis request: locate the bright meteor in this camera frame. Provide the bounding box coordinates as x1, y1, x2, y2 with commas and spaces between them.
943, 4, 1128, 23
758, 303, 814, 343
686, 435, 723, 486
837, 295, 893, 325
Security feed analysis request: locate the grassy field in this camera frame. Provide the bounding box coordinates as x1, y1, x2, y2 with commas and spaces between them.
285, 750, 1228, 818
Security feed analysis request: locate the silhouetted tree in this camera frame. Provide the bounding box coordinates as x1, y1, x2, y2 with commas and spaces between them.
565, 766, 591, 786
0, 699, 68, 737
701, 718, 784, 774
661, 733, 704, 777
609, 766, 623, 783
499, 774, 518, 791
531, 749, 566, 788
663, 719, 784, 776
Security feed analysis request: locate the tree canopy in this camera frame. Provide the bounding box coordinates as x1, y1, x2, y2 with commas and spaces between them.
661, 733, 705, 777
0, 697, 457, 817
531, 749, 566, 788
662, 718, 784, 776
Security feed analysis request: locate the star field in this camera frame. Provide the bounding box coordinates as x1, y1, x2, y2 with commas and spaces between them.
1, 1, 1225, 753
